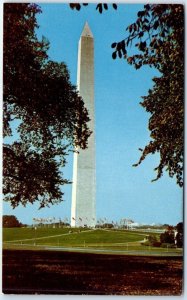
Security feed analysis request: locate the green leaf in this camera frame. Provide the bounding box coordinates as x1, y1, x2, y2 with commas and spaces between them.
139, 31, 144, 38
112, 4, 117, 10
118, 50, 122, 58
144, 4, 150, 10
96, 4, 103, 14
139, 41, 146, 51
76, 4, 81, 11
112, 51, 117, 59
137, 11, 145, 18
69, 4, 75, 9
153, 20, 159, 30
111, 42, 117, 48
129, 25, 133, 33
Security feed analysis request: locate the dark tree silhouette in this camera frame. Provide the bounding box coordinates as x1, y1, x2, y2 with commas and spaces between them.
114, 4, 184, 187
175, 222, 183, 247
160, 230, 175, 245
3, 3, 91, 208
3, 215, 22, 227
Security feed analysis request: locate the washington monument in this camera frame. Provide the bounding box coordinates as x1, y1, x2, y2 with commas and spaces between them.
71, 22, 96, 227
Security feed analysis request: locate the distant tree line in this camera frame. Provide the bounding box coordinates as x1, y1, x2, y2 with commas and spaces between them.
95, 223, 114, 229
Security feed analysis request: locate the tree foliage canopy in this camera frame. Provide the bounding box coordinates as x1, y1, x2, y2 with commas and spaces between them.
175, 222, 183, 247
3, 3, 91, 208
3, 215, 22, 228
71, 4, 184, 187
112, 4, 184, 187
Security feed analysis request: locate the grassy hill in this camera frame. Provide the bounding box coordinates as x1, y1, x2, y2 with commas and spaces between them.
3, 227, 182, 256
3, 227, 145, 247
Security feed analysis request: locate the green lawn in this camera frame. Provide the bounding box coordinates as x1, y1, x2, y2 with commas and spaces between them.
3, 227, 182, 255
3, 227, 145, 246
3, 227, 88, 241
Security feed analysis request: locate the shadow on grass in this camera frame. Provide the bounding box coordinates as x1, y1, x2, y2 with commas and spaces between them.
3, 249, 183, 295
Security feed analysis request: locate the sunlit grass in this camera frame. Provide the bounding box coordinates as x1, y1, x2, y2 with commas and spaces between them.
3, 227, 145, 246
3, 227, 182, 256
3, 227, 89, 242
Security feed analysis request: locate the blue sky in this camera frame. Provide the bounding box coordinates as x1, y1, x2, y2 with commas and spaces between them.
3, 3, 183, 226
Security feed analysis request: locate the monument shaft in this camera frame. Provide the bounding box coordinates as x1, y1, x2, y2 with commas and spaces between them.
71, 23, 96, 227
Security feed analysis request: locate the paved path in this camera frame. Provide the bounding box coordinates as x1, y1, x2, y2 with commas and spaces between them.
43, 245, 182, 256
3, 241, 182, 257
19, 244, 182, 257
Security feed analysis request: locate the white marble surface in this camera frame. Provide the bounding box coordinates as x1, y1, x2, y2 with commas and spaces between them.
71, 23, 96, 227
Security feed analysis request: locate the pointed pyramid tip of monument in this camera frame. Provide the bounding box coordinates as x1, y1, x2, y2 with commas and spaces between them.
81, 21, 93, 38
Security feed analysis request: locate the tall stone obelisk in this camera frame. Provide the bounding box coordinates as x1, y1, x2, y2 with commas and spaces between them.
71, 22, 96, 227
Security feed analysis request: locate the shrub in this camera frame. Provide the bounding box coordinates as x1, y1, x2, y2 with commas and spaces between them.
160, 231, 175, 244
161, 243, 176, 248
152, 241, 161, 247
